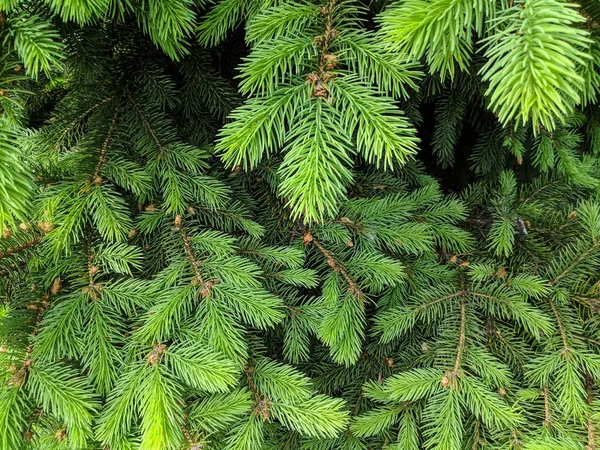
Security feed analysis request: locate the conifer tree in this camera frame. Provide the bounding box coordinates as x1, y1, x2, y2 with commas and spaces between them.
2, 1, 600, 450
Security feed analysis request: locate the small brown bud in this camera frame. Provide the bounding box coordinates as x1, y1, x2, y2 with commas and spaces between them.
449, 255, 458, 264
305, 73, 319, 83
50, 277, 62, 295
18, 223, 29, 232
199, 279, 221, 298
441, 375, 450, 388
93, 176, 103, 186
312, 81, 328, 98
2, 228, 12, 238
322, 53, 338, 71
187, 206, 196, 215
146, 344, 167, 365
145, 204, 157, 212
516, 157, 523, 165
386, 357, 393, 367
55, 428, 67, 442
254, 397, 272, 421
0, 90, 7, 96
128, 227, 138, 239
174, 215, 183, 228
89, 265, 99, 275
38, 222, 54, 234
302, 232, 313, 245
14, 65, 23, 73
346, 240, 354, 247
459, 261, 470, 268
496, 267, 508, 279
499, 387, 506, 397
568, 211, 577, 219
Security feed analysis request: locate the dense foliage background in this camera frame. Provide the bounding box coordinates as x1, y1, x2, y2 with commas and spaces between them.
2, 0, 600, 449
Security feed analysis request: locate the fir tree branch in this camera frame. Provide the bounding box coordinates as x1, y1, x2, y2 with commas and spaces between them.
415, 291, 464, 312
244, 363, 272, 422
453, 296, 467, 375
542, 387, 552, 429
54, 97, 113, 151
127, 95, 166, 153
85, 226, 97, 287
303, 231, 362, 297
521, 180, 562, 204
550, 241, 600, 286
305, 0, 339, 100
93, 110, 118, 180
548, 298, 570, 352
175, 216, 206, 288
587, 378, 596, 450
9, 281, 59, 387
491, 327, 525, 369
0, 237, 40, 260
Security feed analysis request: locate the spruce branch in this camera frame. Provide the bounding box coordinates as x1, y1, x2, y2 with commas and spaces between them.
176, 215, 205, 285
92, 111, 118, 181
587, 379, 596, 450
54, 97, 113, 151
0, 237, 40, 260
548, 297, 570, 353
303, 231, 362, 297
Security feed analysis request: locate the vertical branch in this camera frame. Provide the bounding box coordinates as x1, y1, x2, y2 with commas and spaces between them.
8, 279, 60, 386
92, 110, 119, 182
176, 215, 204, 285
453, 297, 467, 374
587, 378, 596, 450
548, 297, 570, 353
542, 387, 551, 429
442, 295, 467, 388
306, 0, 339, 98
83, 225, 101, 300
175, 215, 220, 298
244, 364, 271, 421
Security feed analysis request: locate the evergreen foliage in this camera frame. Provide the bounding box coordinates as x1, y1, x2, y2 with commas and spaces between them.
1, 0, 600, 449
